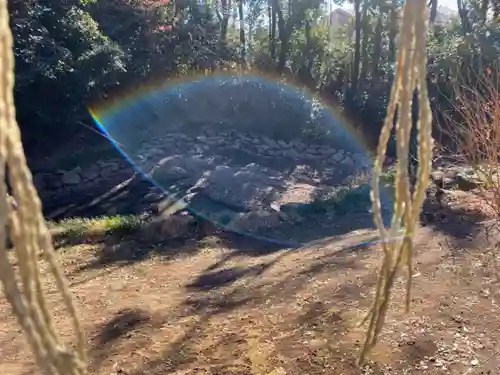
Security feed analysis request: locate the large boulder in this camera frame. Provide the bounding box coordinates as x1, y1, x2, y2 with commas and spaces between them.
148, 155, 215, 189
194, 163, 283, 212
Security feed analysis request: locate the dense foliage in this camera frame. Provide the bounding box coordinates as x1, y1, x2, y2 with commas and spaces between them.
10, 0, 500, 158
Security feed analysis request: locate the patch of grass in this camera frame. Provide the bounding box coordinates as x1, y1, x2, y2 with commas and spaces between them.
302, 170, 396, 219
51, 215, 143, 243
308, 184, 373, 216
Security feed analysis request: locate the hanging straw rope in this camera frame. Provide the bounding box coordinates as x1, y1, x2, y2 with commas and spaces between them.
0, 0, 431, 372
359, 0, 433, 364
0, 1, 86, 375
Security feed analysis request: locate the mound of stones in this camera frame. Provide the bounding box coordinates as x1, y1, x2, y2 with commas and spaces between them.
431, 165, 498, 191
33, 128, 369, 214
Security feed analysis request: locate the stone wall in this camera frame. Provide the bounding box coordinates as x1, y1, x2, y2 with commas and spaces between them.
35, 129, 370, 199
132, 128, 369, 175
34, 159, 133, 198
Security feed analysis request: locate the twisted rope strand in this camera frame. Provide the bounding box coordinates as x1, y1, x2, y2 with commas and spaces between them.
360, 0, 433, 364
0, 1, 86, 374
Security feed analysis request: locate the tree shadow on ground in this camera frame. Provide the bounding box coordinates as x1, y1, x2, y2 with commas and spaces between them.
108, 235, 484, 375
185, 264, 273, 291
89, 307, 166, 370
69, 217, 381, 277
109, 244, 377, 375
420, 197, 492, 251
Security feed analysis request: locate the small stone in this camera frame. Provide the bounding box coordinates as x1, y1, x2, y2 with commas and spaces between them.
97, 161, 121, 171
277, 140, 288, 148
196, 135, 208, 142
101, 163, 124, 178
304, 153, 318, 160
143, 192, 164, 203
82, 168, 100, 180
72, 166, 84, 175
470, 359, 479, 366
320, 147, 334, 156
285, 148, 300, 159
263, 137, 278, 148
61, 170, 81, 185
331, 151, 345, 162
257, 144, 271, 153
342, 156, 353, 166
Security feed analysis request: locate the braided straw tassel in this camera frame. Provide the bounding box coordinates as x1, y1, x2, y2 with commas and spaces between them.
0, 1, 86, 374
360, 0, 433, 364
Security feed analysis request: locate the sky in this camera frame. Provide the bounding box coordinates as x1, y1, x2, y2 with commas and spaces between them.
440, 0, 458, 10
339, 0, 458, 12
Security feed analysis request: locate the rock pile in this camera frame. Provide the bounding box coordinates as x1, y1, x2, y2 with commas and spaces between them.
33, 128, 374, 238
34, 160, 130, 193
33, 129, 368, 204
133, 128, 368, 172
431, 165, 497, 191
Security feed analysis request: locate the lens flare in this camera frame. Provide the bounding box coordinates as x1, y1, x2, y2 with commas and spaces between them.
90, 72, 393, 247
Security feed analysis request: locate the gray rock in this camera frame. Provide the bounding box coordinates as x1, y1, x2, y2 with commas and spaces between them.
97, 161, 121, 172
204, 137, 225, 146
101, 165, 123, 178
456, 173, 482, 191
319, 145, 334, 155
227, 210, 283, 233
82, 167, 100, 180
171, 133, 191, 141
61, 170, 81, 185
304, 153, 318, 160
277, 140, 288, 148
341, 156, 354, 166
257, 144, 271, 153
239, 134, 252, 143
203, 127, 216, 137
284, 148, 300, 159
150, 155, 214, 187
143, 192, 165, 203
197, 164, 281, 211
331, 151, 345, 163
263, 137, 278, 148
72, 166, 84, 175
309, 146, 323, 155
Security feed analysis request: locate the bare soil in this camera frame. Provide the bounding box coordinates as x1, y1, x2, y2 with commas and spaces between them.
1, 192, 500, 375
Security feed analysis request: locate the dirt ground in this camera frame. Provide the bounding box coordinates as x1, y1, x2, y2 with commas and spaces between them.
2, 193, 500, 375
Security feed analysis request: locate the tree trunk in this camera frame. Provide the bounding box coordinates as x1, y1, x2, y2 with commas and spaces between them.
351, 0, 362, 89
372, 17, 383, 84
238, 0, 246, 68
220, 0, 231, 42
269, 2, 276, 60
359, 2, 370, 86
429, 0, 438, 24
480, 0, 489, 22
272, 0, 288, 72
457, 0, 472, 35
304, 18, 314, 78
